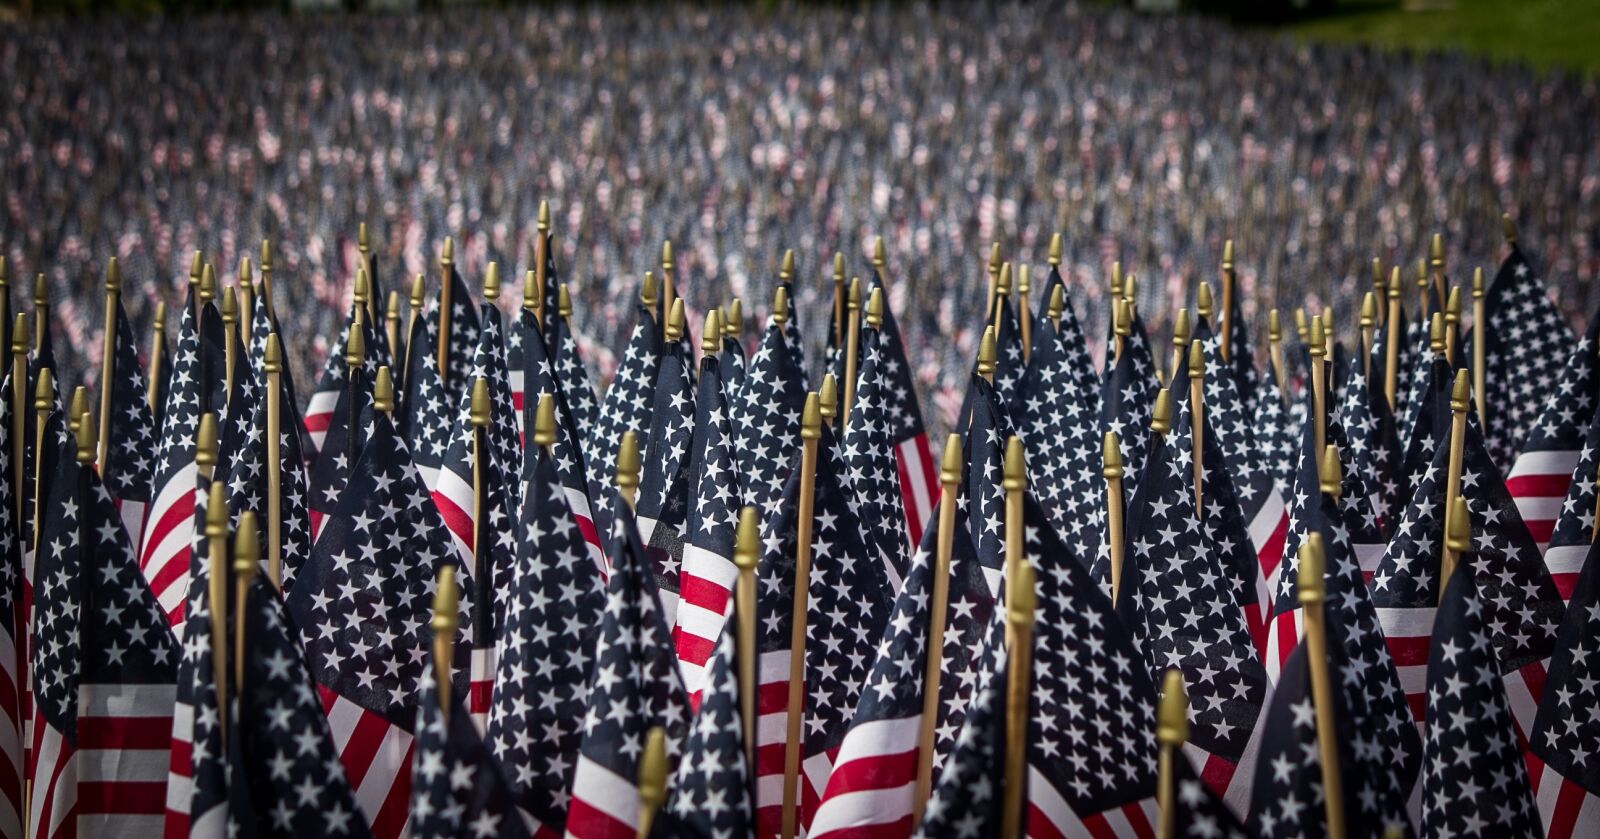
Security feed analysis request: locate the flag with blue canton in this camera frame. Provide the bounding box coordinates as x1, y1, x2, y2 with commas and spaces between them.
1169, 754, 1251, 839
228, 572, 371, 838
221, 366, 313, 592
752, 424, 894, 837
1531, 401, 1600, 603
305, 338, 375, 545
1396, 349, 1452, 490
1394, 301, 1438, 444
719, 329, 747, 401
101, 299, 159, 547
656, 631, 753, 839
673, 356, 740, 702
439, 263, 484, 402
31, 423, 180, 837
284, 407, 472, 839
840, 322, 913, 588
0, 373, 21, 839
409, 678, 531, 839
1528, 537, 1600, 837
957, 298, 1024, 430
592, 302, 660, 491
731, 309, 807, 518
546, 285, 600, 473
1331, 354, 1402, 536
401, 296, 454, 481
1101, 309, 1159, 501
141, 288, 207, 630
566, 502, 689, 839
485, 441, 605, 836
637, 330, 696, 630
1468, 239, 1571, 470
1015, 281, 1103, 570
859, 274, 938, 550
1421, 567, 1541, 837
911, 637, 1006, 839
964, 375, 1010, 600
1253, 366, 1300, 498
300, 298, 370, 461
810, 492, 998, 837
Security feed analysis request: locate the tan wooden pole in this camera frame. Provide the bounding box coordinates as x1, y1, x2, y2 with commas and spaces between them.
1018, 265, 1033, 363
1268, 310, 1288, 403
1156, 670, 1189, 839
437, 238, 455, 387
1310, 316, 1328, 481
843, 278, 862, 429
1359, 292, 1377, 386
1104, 432, 1127, 606
1384, 267, 1402, 410
999, 559, 1037, 839
264, 335, 283, 589
780, 394, 823, 839
637, 727, 668, 839
733, 507, 760, 774
97, 258, 119, 472
1444, 286, 1461, 366
1472, 267, 1487, 429
205, 480, 229, 750
432, 565, 459, 718
1440, 371, 1470, 600
10, 314, 27, 528
1298, 533, 1346, 839
259, 240, 277, 327
1219, 240, 1235, 364
534, 201, 550, 328
1188, 340, 1205, 518
912, 434, 963, 823
31, 369, 54, 557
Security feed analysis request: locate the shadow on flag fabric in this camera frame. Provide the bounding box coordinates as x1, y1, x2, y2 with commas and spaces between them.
100, 299, 159, 548
1468, 242, 1571, 471
839, 321, 914, 590
1528, 537, 1600, 837
910, 635, 1005, 839
1100, 309, 1158, 502
409, 679, 531, 839
636, 331, 696, 631
656, 631, 753, 838
590, 302, 660, 503
730, 309, 807, 519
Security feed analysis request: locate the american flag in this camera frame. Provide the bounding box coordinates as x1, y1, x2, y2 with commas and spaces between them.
546, 286, 600, 472
566, 503, 688, 839
31, 430, 179, 837
1506, 315, 1599, 563
1115, 395, 1269, 815
162, 478, 227, 839
658, 632, 753, 838
484, 441, 605, 836
672, 356, 740, 702
228, 571, 370, 837
1369, 409, 1565, 739
752, 424, 893, 837
1014, 272, 1104, 568
1247, 641, 1376, 836
304, 331, 375, 544
1395, 352, 1453, 498
730, 311, 807, 518
1527, 537, 1600, 837
1470, 242, 1571, 471
399, 297, 453, 483
839, 321, 913, 588
809, 490, 997, 837
719, 327, 748, 400
910, 634, 1004, 839
636, 332, 696, 631
513, 311, 605, 574
0, 374, 23, 839
1366, 297, 1414, 466
99, 300, 159, 547
219, 360, 313, 593
1100, 309, 1158, 501
1393, 304, 1436, 443
1252, 366, 1299, 498
284, 408, 473, 839
436, 265, 485, 406
1522, 395, 1600, 601
590, 302, 659, 496
1021, 492, 1162, 837
139, 290, 207, 629
859, 275, 937, 552
302, 303, 369, 460
957, 300, 1024, 430
962, 376, 1010, 599
1420, 568, 1542, 836
1329, 359, 1402, 535
1166, 755, 1251, 839
1265, 424, 1420, 826
409, 678, 531, 839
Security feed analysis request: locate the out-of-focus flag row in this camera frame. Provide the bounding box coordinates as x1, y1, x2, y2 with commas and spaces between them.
1, 210, 1598, 839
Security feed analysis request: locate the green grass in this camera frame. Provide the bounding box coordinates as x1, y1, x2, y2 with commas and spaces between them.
1282, 0, 1600, 75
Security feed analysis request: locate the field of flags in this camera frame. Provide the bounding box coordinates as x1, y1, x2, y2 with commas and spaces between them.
1, 204, 1598, 839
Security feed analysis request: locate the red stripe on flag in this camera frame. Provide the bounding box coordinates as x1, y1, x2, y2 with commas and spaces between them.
564, 797, 637, 839
77, 781, 167, 814
821, 746, 917, 798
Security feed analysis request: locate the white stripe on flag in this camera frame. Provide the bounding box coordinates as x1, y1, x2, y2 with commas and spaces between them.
568, 755, 642, 832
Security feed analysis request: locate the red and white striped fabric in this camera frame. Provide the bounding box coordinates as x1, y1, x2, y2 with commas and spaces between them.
319, 687, 415, 839
1530, 754, 1600, 839
1508, 449, 1582, 550
162, 698, 195, 839
30, 683, 174, 838
1029, 769, 1159, 839
894, 433, 936, 549
303, 385, 341, 457
564, 754, 641, 839
1544, 543, 1591, 601
752, 650, 811, 839
673, 542, 735, 704
808, 716, 920, 837
138, 459, 197, 629
0, 611, 21, 839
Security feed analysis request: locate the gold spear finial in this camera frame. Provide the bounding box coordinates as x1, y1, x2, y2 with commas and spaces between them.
996, 262, 1012, 298
638, 727, 669, 837
988, 243, 1003, 278
1298, 532, 1325, 605
1158, 669, 1189, 747
353, 267, 370, 309
872, 236, 886, 271
977, 326, 997, 380
374, 366, 394, 414
1294, 308, 1309, 343
1196, 283, 1214, 322
259, 240, 272, 272
615, 429, 641, 489
1017, 265, 1031, 298
538, 200, 551, 234
1360, 293, 1377, 328
801, 392, 822, 440
1503, 213, 1518, 245
819, 373, 838, 422
1268, 309, 1282, 343
725, 298, 743, 338
665, 298, 686, 343
833, 252, 845, 286
1451, 368, 1470, 413
409, 273, 426, 309
1445, 286, 1461, 327
235, 510, 259, 578
441, 236, 455, 265
1321, 445, 1342, 498
1431, 232, 1445, 274
358, 221, 370, 254
1187, 336, 1204, 378
483, 262, 500, 301
662, 240, 675, 272
195, 411, 218, 469
773, 285, 790, 326
75, 407, 95, 464
1222, 239, 1235, 273
942, 431, 964, 484
1115, 299, 1133, 338
534, 393, 558, 449
1446, 495, 1470, 555
703, 309, 723, 356
239, 256, 254, 292
1171, 308, 1191, 349
1473, 267, 1485, 300
1122, 271, 1137, 304
199, 263, 216, 303
1003, 435, 1024, 493
866, 287, 885, 329
1047, 284, 1065, 323
735, 505, 760, 571
430, 564, 459, 709
1309, 315, 1326, 359
189, 250, 204, 287
33, 369, 53, 416
11, 314, 27, 355
779, 249, 794, 283
640, 271, 658, 309
1429, 312, 1446, 354
68, 387, 87, 436
220, 286, 238, 328
558, 284, 572, 319
1049, 233, 1063, 268
106, 257, 121, 292
1151, 387, 1173, 435
470, 377, 490, 429
1103, 431, 1125, 480
345, 321, 366, 371
1372, 257, 1385, 296
264, 332, 280, 372
522, 269, 539, 312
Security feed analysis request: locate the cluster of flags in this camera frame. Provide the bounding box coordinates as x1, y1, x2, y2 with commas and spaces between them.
1, 209, 1599, 839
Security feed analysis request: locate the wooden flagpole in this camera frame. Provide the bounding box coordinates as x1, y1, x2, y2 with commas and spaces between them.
1371, 258, 1386, 329
832, 253, 846, 353
437, 237, 454, 387
1384, 267, 1402, 410
238, 258, 255, 336
1294, 308, 1309, 346
534, 202, 550, 328
259, 240, 277, 328
1268, 310, 1287, 403
661, 241, 677, 331
780, 393, 823, 839
1219, 239, 1235, 363
1188, 340, 1205, 518
402, 274, 425, 393
1297, 532, 1346, 839
1156, 669, 1188, 839
1430, 234, 1447, 314
1003, 436, 1024, 640
205, 480, 229, 750
187, 251, 202, 323
358, 223, 375, 324
1472, 267, 1487, 428
10, 314, 27, 528
1360, 293, 1377, 385
97, 258, 119, 472
616, 430, 641, 513
843, 278, 862, 428
1444, 286, 1461, 366
1104, 432, 1126, 606
469, 377, 489, 579
345, 319, 366, 466
384, 291, 401, 363
1000, 556, 1037, 839
1114, 299, 1130, 366
993, 264, 1011, 336
1018, 265, 1032, 362
1440, 370, 1470, 599
431, 565, 459, 717
912, 433, 963, 823
1309, 315, 1327, 479
264, 334, 283, 589
985, 244, 1002, 322
31, 369, 53, 557
733, 506, 760, 774
1168, 309, 1190, 386
221, 287, 239, 407
233, 510, 259, 692
637, 727, 668, 839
